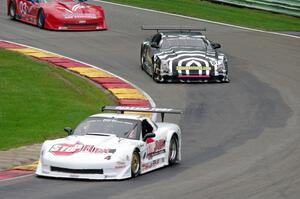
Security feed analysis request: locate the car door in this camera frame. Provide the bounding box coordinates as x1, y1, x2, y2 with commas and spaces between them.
18, 0, 39, 23
140, 119, 167, 172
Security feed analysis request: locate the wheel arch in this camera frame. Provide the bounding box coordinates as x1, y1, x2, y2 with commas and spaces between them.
131, 147, 141, 177
165, 130, 181, 162
7, 0, 16, 16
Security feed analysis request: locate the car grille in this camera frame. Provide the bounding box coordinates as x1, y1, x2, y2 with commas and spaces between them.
51, 166, 103, 174
63, 23, 98, 27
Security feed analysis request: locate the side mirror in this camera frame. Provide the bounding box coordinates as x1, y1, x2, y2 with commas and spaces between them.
143, 133, 156, 142
151, 42, 159, 48
64, 127, 73, 136
211, 42, 221, 49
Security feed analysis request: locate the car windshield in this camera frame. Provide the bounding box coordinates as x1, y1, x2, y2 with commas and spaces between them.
161, 38, 207, 49
73, 117, 140, 139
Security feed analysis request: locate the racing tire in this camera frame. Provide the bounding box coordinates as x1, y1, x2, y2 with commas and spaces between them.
9, 1, 16, 20
152, 66, 163, 83
140, 50, 146, 71
223, 64, 230, 83
37, 10, 45, 29
223, 77, 230, 83
131, 150, 140, 178
168, 135, 178, 165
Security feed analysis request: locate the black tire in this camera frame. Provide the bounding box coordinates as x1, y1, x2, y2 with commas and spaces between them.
131, 150, 140, 177
152, 66, 163, 83
9, 1, 16, 20
224, 64, 230, 83
168, 135, 178, 165
37, 10, 45, 29
223, 77, 230, 83
140, 48, 146, 70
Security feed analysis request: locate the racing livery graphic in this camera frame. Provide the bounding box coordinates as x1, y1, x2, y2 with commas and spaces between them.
36, 106, 182, 180
49, 141, 116, 156
7, 0, 107, 30
141, 26, 229, 83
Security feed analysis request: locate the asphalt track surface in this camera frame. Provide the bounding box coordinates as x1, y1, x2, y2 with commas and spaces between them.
1, 1, 300, 199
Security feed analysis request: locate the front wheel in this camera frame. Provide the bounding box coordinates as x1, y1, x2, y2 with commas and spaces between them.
9, 1, 16, 20
168, 136, 178, 165
131, 150, 140, 177
152, 66, 163, 83
37, 10, 45, 29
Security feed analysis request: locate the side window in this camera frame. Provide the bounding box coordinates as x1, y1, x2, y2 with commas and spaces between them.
141, 119, 153, 138
127, 121, 141, 140
151, 34, 162, 45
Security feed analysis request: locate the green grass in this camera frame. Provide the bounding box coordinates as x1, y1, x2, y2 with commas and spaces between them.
0, 49, 115, 150
103, 0, 300, 31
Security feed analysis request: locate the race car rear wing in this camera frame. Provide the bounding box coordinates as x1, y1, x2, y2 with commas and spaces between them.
102, 106, 182, 122
141, 25, 206, 32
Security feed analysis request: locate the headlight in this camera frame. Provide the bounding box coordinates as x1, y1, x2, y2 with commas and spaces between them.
210, 60, 226, 73
161, 60, 170, 72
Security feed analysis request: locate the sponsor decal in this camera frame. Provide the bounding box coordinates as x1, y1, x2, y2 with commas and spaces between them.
142, 157, 165, 170
115, 165, 126, 169
104, 155, 111, 160
58, 26, 68, 30
49, 141, 116, 156
63, 13, 97, 19
147, 139, 166, 158
176, 66, 211, 70
72, 4, 85, 12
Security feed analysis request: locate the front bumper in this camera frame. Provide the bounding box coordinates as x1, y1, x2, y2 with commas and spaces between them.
44, 15, 107, 31
36, 160, 131, 180
160, 73, 229, 83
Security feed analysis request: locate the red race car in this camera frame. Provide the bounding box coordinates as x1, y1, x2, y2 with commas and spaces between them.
7, 0, 107, 30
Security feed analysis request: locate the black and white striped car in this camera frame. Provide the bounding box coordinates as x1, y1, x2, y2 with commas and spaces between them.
140, 26, 229, 83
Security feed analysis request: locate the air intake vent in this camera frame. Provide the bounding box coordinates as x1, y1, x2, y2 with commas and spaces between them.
51, 166, 103, 174
63, 23, 98, 27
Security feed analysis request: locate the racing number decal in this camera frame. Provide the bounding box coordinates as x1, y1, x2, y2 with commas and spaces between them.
19, 1, 27, 15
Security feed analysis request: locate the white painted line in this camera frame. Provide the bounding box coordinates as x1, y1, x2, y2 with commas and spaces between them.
0, 40, 157, 121
95, 0, 300, 39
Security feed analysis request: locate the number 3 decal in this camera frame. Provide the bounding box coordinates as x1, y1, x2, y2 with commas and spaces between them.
19, 1, 27, 15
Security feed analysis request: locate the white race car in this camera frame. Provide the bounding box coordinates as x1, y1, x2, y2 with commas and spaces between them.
36, 106, 182, 180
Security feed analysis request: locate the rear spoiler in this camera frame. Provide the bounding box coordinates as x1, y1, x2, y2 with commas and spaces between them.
141, 25, 206, 33
102, 106, 182, 122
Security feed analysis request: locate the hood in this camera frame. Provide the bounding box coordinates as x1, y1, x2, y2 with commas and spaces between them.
157, 47, 217, 61
45, 135, 127, 157
156, 48, 219, 76
51, 1, 99, 15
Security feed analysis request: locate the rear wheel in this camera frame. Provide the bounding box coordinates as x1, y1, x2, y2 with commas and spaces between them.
9, 1, 16, 20
168, 136, 178, 165
37, 10, 45, 29
140, 49, 146, 70
131, 150, 140, 177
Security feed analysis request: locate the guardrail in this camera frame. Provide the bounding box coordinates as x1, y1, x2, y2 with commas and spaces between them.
211, 0, 300, 17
